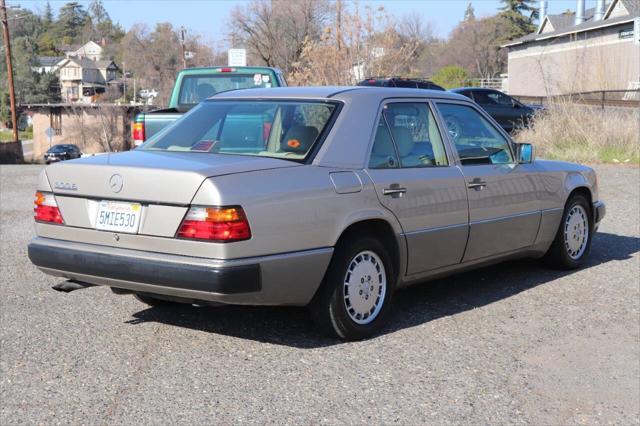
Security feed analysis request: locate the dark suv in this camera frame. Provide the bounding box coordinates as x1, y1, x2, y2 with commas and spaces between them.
450, 88, 538, 133
357, 77, 445, 91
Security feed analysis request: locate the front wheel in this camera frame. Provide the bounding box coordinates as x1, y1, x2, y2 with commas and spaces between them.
544, 194, 593, 269
310, 236, 395, 340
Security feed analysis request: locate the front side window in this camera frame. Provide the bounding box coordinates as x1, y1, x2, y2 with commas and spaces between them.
141, 100, 337, 162
369, 102, 448, 169
437, 103, 514, 165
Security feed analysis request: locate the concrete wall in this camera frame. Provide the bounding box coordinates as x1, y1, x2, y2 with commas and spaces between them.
30, 107, 131, 162
0, 141, 25, 164
507, 23, 639, 96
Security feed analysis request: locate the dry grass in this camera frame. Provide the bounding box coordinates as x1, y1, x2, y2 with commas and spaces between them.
515, 101, 640, 165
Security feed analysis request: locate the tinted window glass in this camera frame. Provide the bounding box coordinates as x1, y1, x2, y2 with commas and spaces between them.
178, 73, 275, 106
470, 91, 496, 105
437, 103, 514, 165
369, 117, 399, 169
383, 103, 448, 167
393, 80, 417, 88
142, 101, 337, 162
486, 91, 514, 106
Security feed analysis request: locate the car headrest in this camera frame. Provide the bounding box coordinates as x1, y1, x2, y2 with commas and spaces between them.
281, 126, 319, 153
196, 83, 216, 101
372, 125, 396, 156
391, 126, 414, 157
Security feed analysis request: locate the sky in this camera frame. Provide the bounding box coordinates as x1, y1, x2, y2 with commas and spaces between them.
11, 0, 581, 43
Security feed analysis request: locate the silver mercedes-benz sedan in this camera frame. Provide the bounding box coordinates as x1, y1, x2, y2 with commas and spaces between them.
28, 87, 605, 340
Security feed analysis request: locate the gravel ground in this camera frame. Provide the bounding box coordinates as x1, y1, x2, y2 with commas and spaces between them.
1, 164, 638, 425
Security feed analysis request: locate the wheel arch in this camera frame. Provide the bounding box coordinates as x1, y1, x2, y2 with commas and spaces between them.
566, 186, 595, 221
334, 217, 404, 280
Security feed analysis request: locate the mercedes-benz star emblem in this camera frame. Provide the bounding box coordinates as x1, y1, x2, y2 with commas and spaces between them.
109, 174, 124, 193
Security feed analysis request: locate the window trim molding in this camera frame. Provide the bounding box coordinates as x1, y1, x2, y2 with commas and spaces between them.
432, 99, 517, 167
366, 98, 455, 170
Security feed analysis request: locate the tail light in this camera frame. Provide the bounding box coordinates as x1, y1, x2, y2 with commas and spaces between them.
34, 192, 64, 224
177, 206, 251, 242
216, 67, 236, 73
132, 120, 145, 146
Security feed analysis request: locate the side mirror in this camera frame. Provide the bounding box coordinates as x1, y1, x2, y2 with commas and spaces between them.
515, 143, 534, 163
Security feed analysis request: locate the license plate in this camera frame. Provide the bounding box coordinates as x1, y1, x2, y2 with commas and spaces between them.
95, 200, 142, 233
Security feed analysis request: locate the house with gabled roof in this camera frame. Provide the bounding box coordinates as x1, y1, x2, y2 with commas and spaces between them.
58, 40, 104, 61
502, 0, 639, 96
57, 56, 120, 103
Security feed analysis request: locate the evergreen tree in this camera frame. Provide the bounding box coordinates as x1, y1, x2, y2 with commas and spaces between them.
55, 2, 90, 43
89, 0, 108, 25
500, 0, 539, 20
499, 0, 538, 40
43, 1, 54, 29
464, 3, 476, 22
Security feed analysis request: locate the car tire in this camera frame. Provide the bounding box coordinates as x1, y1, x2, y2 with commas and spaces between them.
310, 235, 395, 340
544, 194, 593, 270
134, 293, 180, 307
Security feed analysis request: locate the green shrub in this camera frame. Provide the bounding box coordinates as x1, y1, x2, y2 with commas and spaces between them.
432, 66, 470, 89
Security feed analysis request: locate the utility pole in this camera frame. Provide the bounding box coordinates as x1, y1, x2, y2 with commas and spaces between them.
180, 26, 187, 69
336, 0, 343, 51
1, 0, 18, 142
122, 61, 126, 102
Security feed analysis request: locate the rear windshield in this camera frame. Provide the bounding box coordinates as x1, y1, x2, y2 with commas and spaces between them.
141, 100, 339, 162
178, 73, 276, 106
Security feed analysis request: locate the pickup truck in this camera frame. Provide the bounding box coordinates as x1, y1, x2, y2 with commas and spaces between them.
132, 66, 286, 145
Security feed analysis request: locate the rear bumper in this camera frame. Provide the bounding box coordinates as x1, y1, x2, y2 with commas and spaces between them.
28, 237, 333, 306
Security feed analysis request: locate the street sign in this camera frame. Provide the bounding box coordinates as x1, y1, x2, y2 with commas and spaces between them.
45, 127, 54, 149
228, 49, 247, 67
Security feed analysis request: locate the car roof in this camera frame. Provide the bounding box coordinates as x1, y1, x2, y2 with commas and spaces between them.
451, 87, 498, 92
209, 86, 468, 102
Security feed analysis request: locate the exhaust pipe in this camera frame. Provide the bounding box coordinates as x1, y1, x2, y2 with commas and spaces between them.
52, 280, 95, 293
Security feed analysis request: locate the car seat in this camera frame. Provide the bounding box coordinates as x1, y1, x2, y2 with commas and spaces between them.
280, 126, 319, 154
196, 83, 216, 101
390, 127, 431, 167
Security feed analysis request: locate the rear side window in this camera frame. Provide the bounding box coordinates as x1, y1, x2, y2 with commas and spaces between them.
436, 103, 514, 165
369, 103, 448, 169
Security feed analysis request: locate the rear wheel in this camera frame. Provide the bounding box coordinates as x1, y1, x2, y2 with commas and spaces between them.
545, 194, 593, 269
134, 293, 180, 307
310, 236, 395, 340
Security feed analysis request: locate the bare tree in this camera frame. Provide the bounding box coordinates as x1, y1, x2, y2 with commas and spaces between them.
289, 4, 426, 85
119, 23, 221, 105
65, 105, 125, 153
438, 15, 509, 79
228, 0, 331, 74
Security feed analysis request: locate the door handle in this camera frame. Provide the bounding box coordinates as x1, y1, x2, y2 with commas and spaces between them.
468, 178, 487, 191
383, 184, 407, 198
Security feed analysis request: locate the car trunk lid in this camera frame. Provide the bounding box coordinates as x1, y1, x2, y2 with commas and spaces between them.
45, 149, 300, 205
